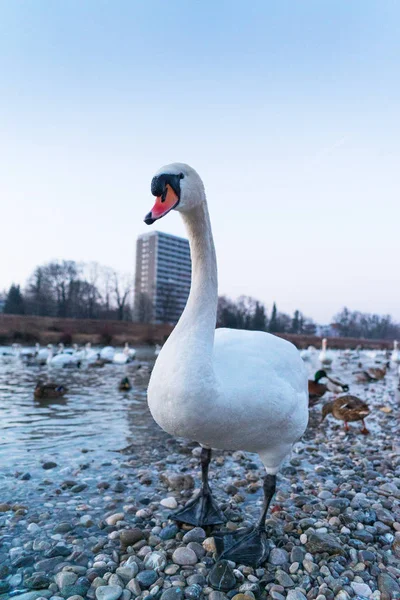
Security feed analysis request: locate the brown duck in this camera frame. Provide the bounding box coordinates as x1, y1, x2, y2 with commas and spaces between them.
34, 382, 68, 400
322, 395, 370, 434
355, 364, 388, 383
119, 376, 132, 391
308, 370, 349, 406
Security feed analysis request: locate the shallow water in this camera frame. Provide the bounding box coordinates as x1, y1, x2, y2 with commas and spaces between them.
0, 347, 165, 472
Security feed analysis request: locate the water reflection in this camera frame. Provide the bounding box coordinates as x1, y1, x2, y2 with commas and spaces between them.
0, 347, 166, 469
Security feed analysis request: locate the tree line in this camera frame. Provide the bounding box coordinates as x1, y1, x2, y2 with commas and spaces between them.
332, 307, 400, 340
1, 261, 133, 321
217, 296, 317, 334
2, 262, 400, 339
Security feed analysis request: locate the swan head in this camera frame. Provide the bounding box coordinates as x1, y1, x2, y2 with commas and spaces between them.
144, 163, 205, 225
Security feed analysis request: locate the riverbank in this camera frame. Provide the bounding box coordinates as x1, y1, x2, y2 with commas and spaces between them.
0, 360, 399, 600
0, 315, 172, 346
0, 314, 394, 349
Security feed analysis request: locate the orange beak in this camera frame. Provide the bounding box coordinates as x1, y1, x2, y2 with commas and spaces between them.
144, 184, 179, 225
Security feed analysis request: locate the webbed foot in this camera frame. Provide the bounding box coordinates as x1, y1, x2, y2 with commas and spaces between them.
214, 526, 270, 567
171, 488, 226, 527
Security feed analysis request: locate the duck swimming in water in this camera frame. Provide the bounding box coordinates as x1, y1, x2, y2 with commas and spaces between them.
119, 376, 132, 391
34, 381, 68, 400
143, 163, 308, 567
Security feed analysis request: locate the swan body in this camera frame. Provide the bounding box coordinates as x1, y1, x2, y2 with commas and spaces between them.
319, 338, 333, 366
145, 163, 308, 476
113, 343, 135, 364
100, 346, 115, 362
149, 327, 308, 470
391, 340, 400, 365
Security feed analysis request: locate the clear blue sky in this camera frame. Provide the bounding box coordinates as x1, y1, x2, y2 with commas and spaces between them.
0, 1, 399, 322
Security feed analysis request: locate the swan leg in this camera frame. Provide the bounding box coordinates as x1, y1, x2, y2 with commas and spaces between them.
360, 419, 369, 435
214, 474, 276, 567
170, 447, 226, 527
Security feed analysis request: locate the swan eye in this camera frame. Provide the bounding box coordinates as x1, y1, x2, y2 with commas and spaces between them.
179, 173, 184, 179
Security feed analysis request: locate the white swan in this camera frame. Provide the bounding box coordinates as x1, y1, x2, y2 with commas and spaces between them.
113, 343, 136, 364
391, 340, 400, 365
319, 338, 333, 366
100, 345, 115, 362
143, 163, 308, 566
47, 346, 81, 368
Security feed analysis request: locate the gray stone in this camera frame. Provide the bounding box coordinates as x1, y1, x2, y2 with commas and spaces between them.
184, 584, 202, 599
350, 582, 372, 597
286, 591, 307, 600
172, 547, 198, 566
208, 560, 236, 591
159, 524, 179, 540
209, 593, 227, 600
116, 565, 139, 582
7, 593, 52, 600
120, 528, 144, 546
182, 527, 207, 544
25, 573, 51, 589
136, 570, 158, 588
143, 551, 167, 571
268, 548, 289, 565
160, 589, 185, 600
306, 532, 346, 556
95, 586, 123, 600
55, 572, 78, 591
378, 573, 400, 600
276, 570, 295, 588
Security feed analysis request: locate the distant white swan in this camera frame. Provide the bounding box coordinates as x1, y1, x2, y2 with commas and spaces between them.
113, 343, 136, 364
319, 338, 333, 366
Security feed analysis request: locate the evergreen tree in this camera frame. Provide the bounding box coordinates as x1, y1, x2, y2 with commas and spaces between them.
251, 301, 268, 331
4, 284, 25, 315
269, 302, 278, 332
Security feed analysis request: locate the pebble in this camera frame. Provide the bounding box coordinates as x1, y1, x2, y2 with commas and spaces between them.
43, 461, 58, 469
160, 497, 178, 509
119, 528, 144, 546
172, 547, 198, 566
378, 573, 400, 600
136, 570, 158, 587
182, 527, 207, 544
351, 582, 373, 597
161, 589, 184, 600
269, 548, 289, 565
208, 560, 236, 591
95, 586, 123, 600
105, 513, 125, 526
276, 570, 295, 588
286, 591, 307, 600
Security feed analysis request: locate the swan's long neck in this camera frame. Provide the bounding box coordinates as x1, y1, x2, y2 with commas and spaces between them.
167, 201, 218, 360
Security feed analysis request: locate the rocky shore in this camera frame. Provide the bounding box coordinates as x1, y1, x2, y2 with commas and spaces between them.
1, 375, 399, 600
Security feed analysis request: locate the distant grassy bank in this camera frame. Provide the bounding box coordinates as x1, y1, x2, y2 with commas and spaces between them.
0, 314, 394, 349
0, 314, 173, 346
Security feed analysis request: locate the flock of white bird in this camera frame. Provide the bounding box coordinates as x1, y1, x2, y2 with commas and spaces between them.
301, 337, 400, 372
0, 342, 138, 367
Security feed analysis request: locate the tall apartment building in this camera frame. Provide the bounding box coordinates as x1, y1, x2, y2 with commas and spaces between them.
134, 231, 191, 324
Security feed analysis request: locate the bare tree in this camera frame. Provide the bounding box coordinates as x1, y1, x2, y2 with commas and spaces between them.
113, 271, 132, 321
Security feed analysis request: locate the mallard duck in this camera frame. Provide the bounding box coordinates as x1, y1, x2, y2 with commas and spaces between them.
322, 395, 370, 434
355, 364, 388, 383
308, 370, 349, 406
119, 376, 132, 391
34, 382, 68, 400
